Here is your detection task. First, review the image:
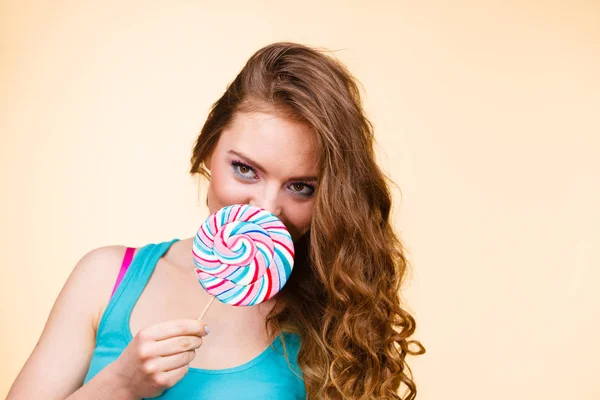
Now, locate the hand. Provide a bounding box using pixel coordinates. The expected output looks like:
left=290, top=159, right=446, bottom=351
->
left=109, top=318, right=209, bottom=399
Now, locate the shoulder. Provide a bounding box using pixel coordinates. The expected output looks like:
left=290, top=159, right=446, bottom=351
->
left=70, top=245, right=133, bottom=285
left=67, top=245, right=135, bottom=330
left=3, top=245, right=136, bottom=398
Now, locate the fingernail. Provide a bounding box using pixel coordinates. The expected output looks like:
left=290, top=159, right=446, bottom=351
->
left=205, top=325, right=210, bottom=335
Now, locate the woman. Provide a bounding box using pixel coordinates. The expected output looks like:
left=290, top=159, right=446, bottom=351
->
left=7, top=42, right=424, bottom=399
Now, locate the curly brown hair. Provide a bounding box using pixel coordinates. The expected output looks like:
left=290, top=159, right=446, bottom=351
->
left=190, top=42, right=425, bottom=399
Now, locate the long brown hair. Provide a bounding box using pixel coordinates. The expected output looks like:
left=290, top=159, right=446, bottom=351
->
left=190, top=42, right=425, bottom=399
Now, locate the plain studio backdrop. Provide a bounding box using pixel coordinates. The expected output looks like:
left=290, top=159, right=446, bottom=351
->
left=1, top=1, right=598, bottom=399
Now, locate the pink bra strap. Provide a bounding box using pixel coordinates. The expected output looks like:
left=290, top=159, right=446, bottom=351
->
left=110, top=247, right=135, bottom=299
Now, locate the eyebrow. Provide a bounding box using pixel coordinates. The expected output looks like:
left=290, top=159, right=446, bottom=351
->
left=227, top=150, right=318, bottom=182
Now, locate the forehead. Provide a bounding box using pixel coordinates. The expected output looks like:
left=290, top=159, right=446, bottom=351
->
left=218, top=111, right=320, bottom=177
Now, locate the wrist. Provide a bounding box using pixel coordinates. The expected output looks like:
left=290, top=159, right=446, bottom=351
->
left=101, top=362, right=139, bottom=400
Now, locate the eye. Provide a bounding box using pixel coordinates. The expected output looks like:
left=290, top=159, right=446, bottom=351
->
left=288, top=182, right=316, bottom=198
left=231, top=161, right=258, bottom=180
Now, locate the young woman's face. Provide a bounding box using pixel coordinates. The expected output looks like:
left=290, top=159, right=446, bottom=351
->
left=205, top=110, right=319, bottom=242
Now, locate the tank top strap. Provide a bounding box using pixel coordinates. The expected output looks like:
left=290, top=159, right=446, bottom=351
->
left=110, top=247, right=136, bottom=299
left=95, top=238, right=180, bottom=346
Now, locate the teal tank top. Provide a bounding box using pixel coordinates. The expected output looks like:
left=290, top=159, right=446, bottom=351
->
left=83, top=238, right=306, bottom=399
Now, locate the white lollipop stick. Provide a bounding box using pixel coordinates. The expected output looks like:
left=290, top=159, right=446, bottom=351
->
left=198, top=296, right=216, bottom=321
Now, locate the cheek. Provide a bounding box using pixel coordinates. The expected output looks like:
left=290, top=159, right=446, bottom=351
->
left=207, top=167, right=246, bottom=212
left=282, top=201, right=314, bottom=240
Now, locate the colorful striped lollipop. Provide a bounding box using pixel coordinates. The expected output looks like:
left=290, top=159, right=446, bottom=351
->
left=193, top=204, right=294, bottom=318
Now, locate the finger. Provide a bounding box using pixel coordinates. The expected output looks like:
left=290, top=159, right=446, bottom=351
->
left=139, top=319, right=209, bottom=341
left=154, top=350, right=196, bottom=372
left=153, top=365, right=190, bottom=389
left=154, top=335, right=203, bottom=357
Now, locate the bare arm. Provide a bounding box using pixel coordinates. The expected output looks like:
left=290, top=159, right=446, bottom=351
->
left=64, top=363, right=138, bottom=400
left=6, top=246, right=133, bottom=400
left=7, top=246, right=209, bottom=400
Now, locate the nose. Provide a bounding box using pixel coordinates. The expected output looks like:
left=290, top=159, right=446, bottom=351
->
left=249, top=190, right=282, bottom=217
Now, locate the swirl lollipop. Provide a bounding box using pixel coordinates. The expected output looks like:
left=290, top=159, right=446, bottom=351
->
left=193, top=204, right=294, bottom=319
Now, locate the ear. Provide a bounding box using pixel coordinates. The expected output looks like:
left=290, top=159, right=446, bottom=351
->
left=205, top=153, right=212, bottom=171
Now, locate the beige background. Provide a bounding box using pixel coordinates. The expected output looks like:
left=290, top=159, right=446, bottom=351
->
left=1, top=1, right=599, bottom=399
